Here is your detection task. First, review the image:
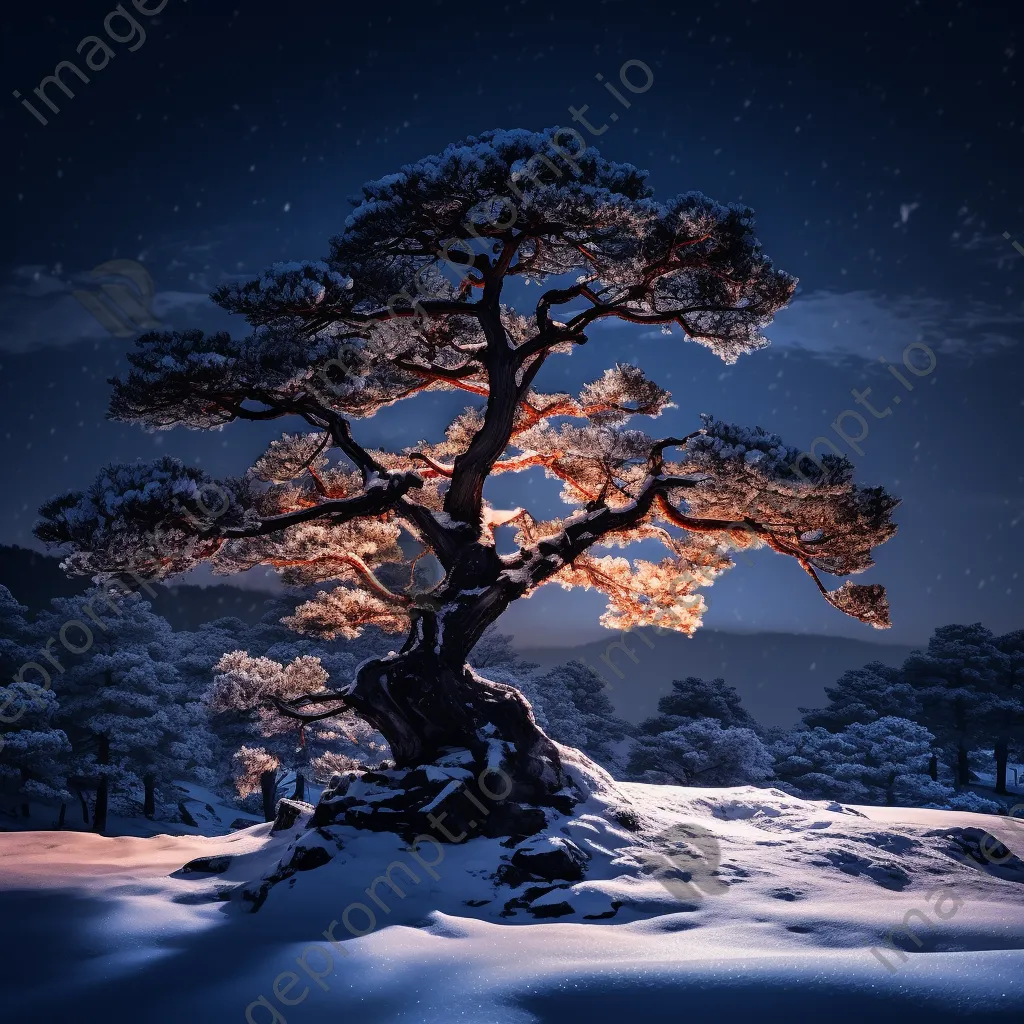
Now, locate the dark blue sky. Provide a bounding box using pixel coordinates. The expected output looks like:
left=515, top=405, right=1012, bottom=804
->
left=1, top=0, right=1022, bottom=646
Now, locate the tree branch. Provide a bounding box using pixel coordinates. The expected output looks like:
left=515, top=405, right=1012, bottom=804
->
left=216, top=473, right=422, bottom=539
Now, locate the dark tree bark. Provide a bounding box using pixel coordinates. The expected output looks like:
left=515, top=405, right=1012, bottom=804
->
left=77, top=789, right=90, bottom=824
left=956, top=741, right=970, bottom=789
left=995, top=739, right=1009, bottom=795
left=260, top=769, right=278, bottom=822
left=93, top=734, right=110, bottom=835
left=292, top=773, right=305, bottom=802
left=928, top=753, right=938, bottom=781
left=56, top=803, right=66, bottom=829
left=143, top=774, right=156, bottom=818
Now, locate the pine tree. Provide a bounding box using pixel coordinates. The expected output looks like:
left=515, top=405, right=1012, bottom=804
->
left=640, top=675, right=756, bottom=734
left=902, top=624, right=1002, bottom=788
left=207, top=650, right=381, bottom=817
left=627, top=718, right=773, bottom=787
left=0, top=586, right=70, bottom=820
left=35, top=127, right=899, bottom=809
left=37, top=590, right=213, bottom=831
left=772, top=717, right=979, bottom=808
left=990, top=629, right=1024, bottom=794
left=800, top=661, right=917, bottom=732
left=530, top=660, right=632, bottom=769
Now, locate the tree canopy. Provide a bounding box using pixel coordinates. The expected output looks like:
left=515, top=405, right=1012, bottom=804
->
left=36, top=129, right=898, bottom=659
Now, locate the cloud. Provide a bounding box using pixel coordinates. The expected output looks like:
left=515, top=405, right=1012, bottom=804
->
left=766, top=289, right=1024, bottom=364
left=0, top=263, right=231, bottom=353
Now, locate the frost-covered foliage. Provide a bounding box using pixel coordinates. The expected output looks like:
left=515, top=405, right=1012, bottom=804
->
left=528, top=661, right=632, bottom=769
left=207, top=649, right=385, bottom=801
left=640, top=675, right=757, bottom=734
left=0, top=586, right=70, bottom=811
left=902, top=624, right=1012, bottom=787
left=627, top=718, right=774, bottom=787
left=34, top=128, right=900, bottom=772
left=772, top=717, right=979, bottom=807
left=800, top=661, right=917, bottom=732
left=31, top=591, right=215, bottom=821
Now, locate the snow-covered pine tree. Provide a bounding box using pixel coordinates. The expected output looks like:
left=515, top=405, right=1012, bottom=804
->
left=529, top=661, right=632, bottom=770
left=0, top=586, right=70, bottom=820
left=772, top=716, right=994, bottom=809
left=35, top=128, right=899, bottom=819
left=626, top=675, right=768, bottom=786
left=902, top=624, right=1002, bottom=789
left=627, top=717, right=774, bottom=787
left=991, top=629, right=1024, bottom=795
left=800, top=661, right=917, bottom=732
left=36, top=590, right=213, bottom=831
left=639, top=675, right=757, bottom=734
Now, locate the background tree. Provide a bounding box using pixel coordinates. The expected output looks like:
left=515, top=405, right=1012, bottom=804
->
left=902, top=624, right=1001, bottom=788
left=772, top=716, right=999, bottom=810
left=627, top=718, right=773, bottom=787
left=528, top=660, right=632, bottom=770
left=640, top=675, right=757, bottom=734
left=0, top=586, right=70, bottom=821
left=991, top=630, right=1024, bottom=794
left=37, top=591, right=213, bottom=831
left=35, top=128, right=899, bottom=811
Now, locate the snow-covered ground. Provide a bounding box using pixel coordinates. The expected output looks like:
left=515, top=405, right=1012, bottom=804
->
left=2, top=764, right=1023, bottom=1024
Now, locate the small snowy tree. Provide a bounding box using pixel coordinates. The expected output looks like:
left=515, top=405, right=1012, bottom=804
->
left=627, top=718, right=773, bottom=787
left=36, top=127, right=899, bottom=808
left=207, top=650, right=379, bottom=815
left=530, top=660, right=632, bottom=769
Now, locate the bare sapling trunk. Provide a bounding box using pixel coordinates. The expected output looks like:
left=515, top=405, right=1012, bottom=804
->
left=92, top=734, right=110, bottom=834
left=260, top=769, right=278, bottom=822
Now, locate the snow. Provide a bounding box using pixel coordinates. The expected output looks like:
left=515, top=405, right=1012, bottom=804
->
left=1, top=776, right=1023, bottom=1023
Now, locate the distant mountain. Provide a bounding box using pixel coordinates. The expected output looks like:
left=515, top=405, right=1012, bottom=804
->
left=0, top=544, right=272, bottom=631
left=516, top=628, right=917, bottom=728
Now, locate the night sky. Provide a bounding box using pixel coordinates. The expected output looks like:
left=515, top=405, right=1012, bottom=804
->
left=1, top=0, right=1022, bottom=647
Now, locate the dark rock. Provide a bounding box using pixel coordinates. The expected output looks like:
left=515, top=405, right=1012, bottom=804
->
left=611, top=807, right=641, bottom=832
left=583, top=900, right=622, bottom=920
left=179, top=855, right=232, bottom=875
left=288, top=845, right=332, bottom=871
left=272, top=799, right=316, bottom=834
left=229, top=817, right=260, bottom=831
left=508, top=837, right=588, bottom=883
left=309, top=747, right=556, bottom=842
left=529, top=901, right=575, bottom=919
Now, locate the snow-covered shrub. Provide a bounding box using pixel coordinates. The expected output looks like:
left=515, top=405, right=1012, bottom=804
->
left=627, top=718, right=774, bottom=787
